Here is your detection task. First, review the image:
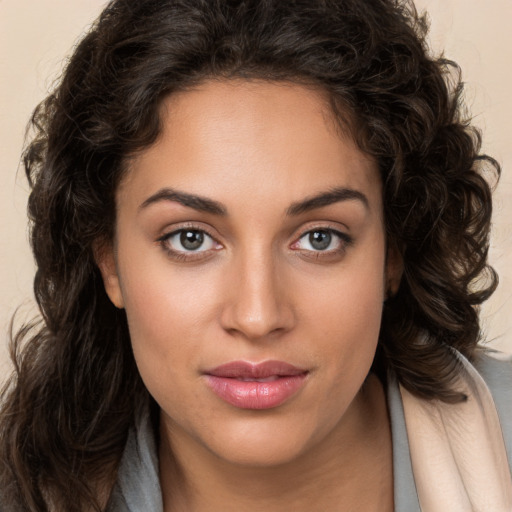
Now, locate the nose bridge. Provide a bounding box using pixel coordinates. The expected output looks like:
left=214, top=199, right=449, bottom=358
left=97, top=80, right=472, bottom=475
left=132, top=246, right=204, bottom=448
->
left=222, top=242, right=292, bottom=339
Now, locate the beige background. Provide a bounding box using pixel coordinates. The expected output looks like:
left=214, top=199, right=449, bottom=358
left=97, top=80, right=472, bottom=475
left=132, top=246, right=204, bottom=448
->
left=1, top=0, right=511, bottom=377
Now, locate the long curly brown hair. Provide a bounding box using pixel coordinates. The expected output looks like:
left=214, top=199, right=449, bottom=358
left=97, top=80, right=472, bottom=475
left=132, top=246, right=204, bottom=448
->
left=0, top=0, right=499, bottom=510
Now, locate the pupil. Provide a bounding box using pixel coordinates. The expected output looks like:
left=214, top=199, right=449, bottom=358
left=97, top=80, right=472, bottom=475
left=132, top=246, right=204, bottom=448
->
left=310, top=231, right=331, bottom=250
left=180, top=230, right=204, bottom=250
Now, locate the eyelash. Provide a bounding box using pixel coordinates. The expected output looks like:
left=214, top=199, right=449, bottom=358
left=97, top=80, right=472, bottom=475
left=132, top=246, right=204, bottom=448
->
left=156, top=225, right=353, bottom=262
left=156, top=225, right=220, bottom=262
left=291, top=227, right=353, bottom=259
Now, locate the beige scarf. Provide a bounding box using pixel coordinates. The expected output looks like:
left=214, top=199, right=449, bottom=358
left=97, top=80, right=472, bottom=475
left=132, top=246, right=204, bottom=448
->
left=400, top=352, right=512, bottom=511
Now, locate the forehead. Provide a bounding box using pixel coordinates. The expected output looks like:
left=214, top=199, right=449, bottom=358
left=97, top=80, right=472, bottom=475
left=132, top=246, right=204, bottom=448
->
left=121, top=79, right=381, bottom=213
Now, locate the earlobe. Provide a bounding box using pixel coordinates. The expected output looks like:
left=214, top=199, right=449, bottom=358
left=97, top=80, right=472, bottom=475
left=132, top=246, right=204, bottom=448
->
left=93, top=240, right=125, bottom=309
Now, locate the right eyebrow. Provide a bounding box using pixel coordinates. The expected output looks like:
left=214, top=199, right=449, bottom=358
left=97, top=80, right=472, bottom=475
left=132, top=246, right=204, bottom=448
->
left=138, top=187, right=227, bottom=216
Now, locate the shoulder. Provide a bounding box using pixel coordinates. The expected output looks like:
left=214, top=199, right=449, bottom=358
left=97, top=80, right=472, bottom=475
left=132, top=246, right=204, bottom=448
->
left=473, top=348, right=512, bottom=460
left=473, top=348, right=512, bottom=405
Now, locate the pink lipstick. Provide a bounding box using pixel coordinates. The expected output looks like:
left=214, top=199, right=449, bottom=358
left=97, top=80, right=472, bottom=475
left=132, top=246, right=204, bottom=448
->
left=204, top=360, right=308, bottom=409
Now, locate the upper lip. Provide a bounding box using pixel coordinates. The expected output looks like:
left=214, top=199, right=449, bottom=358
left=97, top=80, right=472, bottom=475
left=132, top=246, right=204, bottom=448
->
left=204, top=360, right=308, bottom=379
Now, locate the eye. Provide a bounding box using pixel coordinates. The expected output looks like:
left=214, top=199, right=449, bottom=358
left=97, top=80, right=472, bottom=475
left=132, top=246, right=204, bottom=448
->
left=159, top=228, right=218, bottom=254
left=292, top=228, right=352, bottom=253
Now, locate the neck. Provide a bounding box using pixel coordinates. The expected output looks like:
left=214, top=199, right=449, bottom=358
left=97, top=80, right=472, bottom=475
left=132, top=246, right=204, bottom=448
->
left=159, top=374, right=393, bottom=512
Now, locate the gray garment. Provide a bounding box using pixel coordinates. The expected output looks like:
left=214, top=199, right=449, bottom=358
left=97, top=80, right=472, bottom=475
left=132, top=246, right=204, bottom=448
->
left=108, top=409, right=163, bottom=512
left=109, top=350, right=512, bottom=512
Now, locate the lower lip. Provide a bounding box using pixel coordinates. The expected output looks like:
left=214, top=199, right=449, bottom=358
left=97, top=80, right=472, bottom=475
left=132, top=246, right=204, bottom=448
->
left=204, top=374, right=307, bottom=410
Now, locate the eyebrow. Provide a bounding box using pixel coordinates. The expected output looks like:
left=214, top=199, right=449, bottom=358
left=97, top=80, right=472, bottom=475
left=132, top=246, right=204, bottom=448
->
left=139, top=188, right=227, bottom=215
left=139, top=185, right=369, bottom=217
left=286, top=187, right=369, bottom=216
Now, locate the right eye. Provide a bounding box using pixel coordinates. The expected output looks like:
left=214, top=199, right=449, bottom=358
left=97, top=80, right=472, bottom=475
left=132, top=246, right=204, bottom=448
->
left=158, top=228, right=221, bottom=259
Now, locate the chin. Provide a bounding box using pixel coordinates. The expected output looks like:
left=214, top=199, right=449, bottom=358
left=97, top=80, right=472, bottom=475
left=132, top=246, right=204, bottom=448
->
left=197, top=412, right=332, bottom=468
left=212, top=434, right=311, bottom=468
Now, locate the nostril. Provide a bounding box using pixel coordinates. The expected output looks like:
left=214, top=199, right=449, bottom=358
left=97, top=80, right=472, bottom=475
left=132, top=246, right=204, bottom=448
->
left=220, top=301, right=295, bottom=340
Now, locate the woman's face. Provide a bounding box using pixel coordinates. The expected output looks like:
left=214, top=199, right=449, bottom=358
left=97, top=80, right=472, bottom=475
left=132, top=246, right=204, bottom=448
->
left=99, top=80, right=398, bottom=467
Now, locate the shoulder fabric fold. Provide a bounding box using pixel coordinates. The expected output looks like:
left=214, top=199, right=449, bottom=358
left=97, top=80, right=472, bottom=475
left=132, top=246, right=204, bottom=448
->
left=400, top=352, right=512, bottom=512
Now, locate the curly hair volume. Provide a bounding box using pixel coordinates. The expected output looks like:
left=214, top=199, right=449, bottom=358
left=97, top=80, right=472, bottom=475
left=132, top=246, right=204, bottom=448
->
left=0, top=0, right=499, bottom=510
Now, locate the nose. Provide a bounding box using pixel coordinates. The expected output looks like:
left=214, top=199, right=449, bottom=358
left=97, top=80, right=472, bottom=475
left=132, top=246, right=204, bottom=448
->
left=220, top=248, right=295, bottom=341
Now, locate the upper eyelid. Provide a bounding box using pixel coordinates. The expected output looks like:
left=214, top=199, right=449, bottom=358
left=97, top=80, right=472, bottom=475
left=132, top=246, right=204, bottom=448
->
left=294, top=223, right=352, bottom=241
left=157, top=223, right=219, bottom=242
left=298, top=226, right=349, bottom=238
left=293, top=218, right=350, bottom=233
left=296, top=228, right=352, bottom=243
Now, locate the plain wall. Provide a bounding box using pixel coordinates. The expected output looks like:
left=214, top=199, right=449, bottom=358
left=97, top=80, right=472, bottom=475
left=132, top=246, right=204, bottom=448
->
left=1, top=0, right=511, bottom=377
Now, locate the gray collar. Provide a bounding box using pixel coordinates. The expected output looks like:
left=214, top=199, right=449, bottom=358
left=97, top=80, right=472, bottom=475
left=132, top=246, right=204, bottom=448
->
left=108, top=377, right=421, bottom=512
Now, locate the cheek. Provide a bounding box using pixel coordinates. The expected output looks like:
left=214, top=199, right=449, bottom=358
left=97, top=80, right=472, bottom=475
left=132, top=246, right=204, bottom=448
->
left=116, top=257, right=215, bottom=384
left=300, top=244, right=386, bottom=382
left=307, top=275, right=383, bottom=365
left=118, top=262, right=231, bottom=430
left=303, top=236, right=385, bottom=331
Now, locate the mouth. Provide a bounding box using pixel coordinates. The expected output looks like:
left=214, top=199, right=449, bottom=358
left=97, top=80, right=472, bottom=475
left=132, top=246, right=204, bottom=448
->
left=203, top=360, right=309, bottom=410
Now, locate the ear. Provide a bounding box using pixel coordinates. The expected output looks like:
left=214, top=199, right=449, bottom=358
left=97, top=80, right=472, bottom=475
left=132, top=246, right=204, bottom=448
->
left=385, top=241, right=404, bottom=299
left=93, top=240, right=125, bottom=309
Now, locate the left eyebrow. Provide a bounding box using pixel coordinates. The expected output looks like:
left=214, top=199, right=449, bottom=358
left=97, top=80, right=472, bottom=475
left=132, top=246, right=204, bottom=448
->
left=286, top=187, right=369, bottom=216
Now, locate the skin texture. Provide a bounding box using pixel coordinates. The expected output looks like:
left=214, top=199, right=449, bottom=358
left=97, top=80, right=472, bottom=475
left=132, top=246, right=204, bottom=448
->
left=98, top=80, right=398, bottom=511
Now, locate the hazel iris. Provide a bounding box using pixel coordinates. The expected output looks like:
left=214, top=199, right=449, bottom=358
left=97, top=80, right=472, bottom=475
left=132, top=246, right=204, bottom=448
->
left=310, top=230, right=331, bottom=250
left=180, top=230, right=204, bottom=251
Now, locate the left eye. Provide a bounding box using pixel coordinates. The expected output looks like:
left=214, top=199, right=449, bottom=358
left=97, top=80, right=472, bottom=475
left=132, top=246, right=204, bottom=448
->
left=162, top=229, right=217, bottom=253
left=294, top=229, right=349, bottom=252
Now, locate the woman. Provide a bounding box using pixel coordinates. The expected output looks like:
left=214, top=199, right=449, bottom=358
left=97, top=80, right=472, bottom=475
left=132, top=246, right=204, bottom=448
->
left=1, top=0, right=511, bottom=510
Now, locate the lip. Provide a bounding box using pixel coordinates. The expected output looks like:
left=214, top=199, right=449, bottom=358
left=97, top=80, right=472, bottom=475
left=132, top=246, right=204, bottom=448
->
left=203, top=360, right=308, bottom=410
